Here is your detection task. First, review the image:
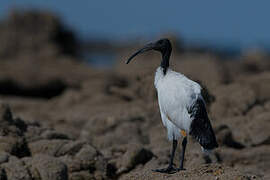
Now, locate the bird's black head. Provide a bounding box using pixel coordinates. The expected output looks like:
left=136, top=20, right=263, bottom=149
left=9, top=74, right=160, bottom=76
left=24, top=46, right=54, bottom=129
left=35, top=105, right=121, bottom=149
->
left=126, top=39, right=172, bottom=75
left=152, top=39, right=172, bottom=54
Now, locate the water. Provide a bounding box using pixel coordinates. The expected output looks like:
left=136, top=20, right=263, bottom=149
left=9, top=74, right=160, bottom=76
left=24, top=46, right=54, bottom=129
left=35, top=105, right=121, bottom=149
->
left=82, top=51, right=116, bottom=68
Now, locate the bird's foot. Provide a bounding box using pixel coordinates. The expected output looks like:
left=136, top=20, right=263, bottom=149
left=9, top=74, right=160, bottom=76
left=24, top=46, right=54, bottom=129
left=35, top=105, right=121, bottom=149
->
left=152, top=166, right=185, bottom=174
left=178, top=167, right=186, bottom=171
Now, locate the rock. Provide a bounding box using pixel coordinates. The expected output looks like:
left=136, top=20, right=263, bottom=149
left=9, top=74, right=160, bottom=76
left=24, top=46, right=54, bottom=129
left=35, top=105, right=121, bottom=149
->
left=218, top=146, right=270, bottom=177
left=69, top=171, right=94, bottom=180
left=92, top=122, right=144, bottom=149
left=0, top=104, right=26, bottom=136
left=74, top=144, right=99, bottom=171
left=211, top=83, right=257, bottom=118
left=216, top=111, right=270, bottom=147
left=80, top=106, right=148, bottom=149
left=246, top=112, right=270, bottom=146
left=174, top=56, right=228, bottom=89
left=240, top=49, right=270, bottom=73
left=25, top=154, right=68, bottom=180
left=120, top=163, right=257, bottom=180
left=2, top=156, right=31, bottom=180
left=0, top=152, right=9, bottom=164
left=40, top=129, right=70, bottom=140
left=116, top=144, right=153, bottom=174
left=0, top=136, right=29, bottom=157
left=238, top=72, right=270, bottom=102
left=60, top=144, right=102, bottom=172
left=0, top=10, right=78, bottom=58
left=0, top=103, right=111, bottom=179
left=216, top=125, right=245, bottom=149
left=0, top=105, right=30, bottom=157
left=28, top=139, right=69, bottom=156
left=58, top=142, right=110, bottom=179
left=0, top=168, right=6, bottom=180
left=56, top=141, right=85, bottom=157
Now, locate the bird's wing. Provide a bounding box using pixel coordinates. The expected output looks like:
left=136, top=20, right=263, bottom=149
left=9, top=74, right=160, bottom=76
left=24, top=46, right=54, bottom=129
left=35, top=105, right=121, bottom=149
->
left=188, top=95, right=218, bottom=150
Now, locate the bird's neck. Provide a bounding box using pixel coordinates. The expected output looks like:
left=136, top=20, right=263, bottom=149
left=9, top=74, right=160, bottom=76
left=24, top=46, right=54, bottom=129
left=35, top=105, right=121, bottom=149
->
left=154, top=67, right=166, bottom=89
left=160, top=49, right=171, bottom=75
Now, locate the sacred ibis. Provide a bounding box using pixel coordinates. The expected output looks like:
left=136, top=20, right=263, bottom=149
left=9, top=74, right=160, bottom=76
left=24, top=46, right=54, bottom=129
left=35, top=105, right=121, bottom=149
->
left=126, top=39, right=218, bottom=174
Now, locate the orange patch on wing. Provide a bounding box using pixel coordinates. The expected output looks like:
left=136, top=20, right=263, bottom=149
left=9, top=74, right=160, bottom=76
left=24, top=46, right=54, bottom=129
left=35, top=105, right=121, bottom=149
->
left=181, top=130, right=187, bottom=137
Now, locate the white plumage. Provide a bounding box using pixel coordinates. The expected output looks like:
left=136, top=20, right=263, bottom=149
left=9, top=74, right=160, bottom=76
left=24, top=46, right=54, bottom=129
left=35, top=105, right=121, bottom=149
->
left=154, top=67, right=202, bottom=141
left=126, top=38, right=218, bottom=173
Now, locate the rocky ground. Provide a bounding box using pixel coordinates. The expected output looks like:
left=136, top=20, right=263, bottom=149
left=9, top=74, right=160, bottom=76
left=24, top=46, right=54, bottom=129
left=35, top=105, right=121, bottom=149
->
left=0, top=10, right=269, bottom=179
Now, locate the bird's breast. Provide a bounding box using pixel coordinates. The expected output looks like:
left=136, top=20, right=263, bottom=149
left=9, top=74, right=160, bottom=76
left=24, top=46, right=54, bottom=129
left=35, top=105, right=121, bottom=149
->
left=154, top=67, right=201, bottom=131
left=157, top=85, right=192, bottom=131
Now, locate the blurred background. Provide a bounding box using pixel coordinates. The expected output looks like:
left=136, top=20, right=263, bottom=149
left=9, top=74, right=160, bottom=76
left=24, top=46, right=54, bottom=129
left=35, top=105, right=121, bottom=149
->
left=0, top=1, right=269, bottom=180
left=1, top=0, right=270, bottom=67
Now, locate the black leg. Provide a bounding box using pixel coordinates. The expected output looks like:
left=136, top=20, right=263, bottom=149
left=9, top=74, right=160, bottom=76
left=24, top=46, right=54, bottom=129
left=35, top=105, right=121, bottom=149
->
left=203, top=155, right=212, bottom=164
left=169, top=139, right=177, bottom=168
left=179, top=136, right=187, bottom=170
left=152, top=139, right=179, bottom=174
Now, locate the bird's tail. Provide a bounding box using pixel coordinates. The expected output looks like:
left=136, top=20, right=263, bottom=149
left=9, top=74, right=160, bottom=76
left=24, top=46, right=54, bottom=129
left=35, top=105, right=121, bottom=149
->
left=188, top=99, right=218, bottom=151
left=190, top=117, right=218, bottom=151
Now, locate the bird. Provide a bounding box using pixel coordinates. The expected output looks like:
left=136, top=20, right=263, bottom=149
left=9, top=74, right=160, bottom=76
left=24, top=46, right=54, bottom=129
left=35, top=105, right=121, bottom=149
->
left=126, top=38, right=218, bottom=174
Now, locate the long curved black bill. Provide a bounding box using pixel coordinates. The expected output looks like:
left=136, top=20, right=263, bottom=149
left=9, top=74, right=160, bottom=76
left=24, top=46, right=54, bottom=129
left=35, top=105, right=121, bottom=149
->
left=126, top=43, right=155, bottom=64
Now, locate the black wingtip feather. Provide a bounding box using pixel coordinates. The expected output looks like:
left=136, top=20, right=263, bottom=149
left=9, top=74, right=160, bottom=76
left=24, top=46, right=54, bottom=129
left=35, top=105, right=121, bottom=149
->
left=189, top=98, right=218, bottom=150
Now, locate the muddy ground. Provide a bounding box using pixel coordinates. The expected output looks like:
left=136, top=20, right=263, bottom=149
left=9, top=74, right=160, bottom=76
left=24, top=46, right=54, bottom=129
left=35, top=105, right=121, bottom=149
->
left=0, top=11, right=269, bottom=179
